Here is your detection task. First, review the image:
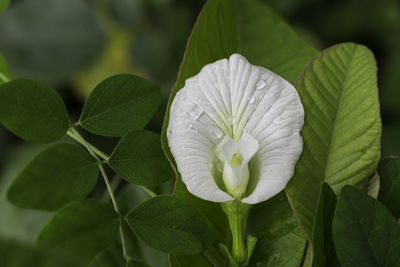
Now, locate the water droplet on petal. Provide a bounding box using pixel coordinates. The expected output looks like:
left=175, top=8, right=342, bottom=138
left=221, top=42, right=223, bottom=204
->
left=207, top=125, right=223, bottom=139
left=189, top=123, right=194, bottom=129
left=249, top=95, right=256, bottom=104
left=167, top=128, right=173, bottom=136
left=189, top=106, right=203, bottom=120
left=256, top=80, right=266, bottom=90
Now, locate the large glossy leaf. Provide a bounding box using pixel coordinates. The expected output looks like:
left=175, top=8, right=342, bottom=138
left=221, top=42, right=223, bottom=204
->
left=332, top=186, right=400, bottom=267
left=247, top=192, right=308, bottom=267
left=126, top=196, right=213, bottom=255
left=378, top=157, right=400, bottom=218
left=0, top=54, right=10, bottom=84
left=0, top=0, right=105, bottom=84
left=0, top=237, right=87, bottom=267
left=38, top=199, right=119, bottom=259
left=7, top=144, right=98, bottom=210
left=286, top=43, right=382, bottom=241
left=312, top=183, right=338, bottom=267
left=80, top=74, right=161, bottom=137
left=0, top=79, right=70, bottom=143
left=161, top=0, right=317, bottom=264
left=109, top=130, right=173, bottom=187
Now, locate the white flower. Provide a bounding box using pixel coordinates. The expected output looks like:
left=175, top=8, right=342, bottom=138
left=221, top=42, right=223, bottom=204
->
left=167, top=54, right=304, bottom=204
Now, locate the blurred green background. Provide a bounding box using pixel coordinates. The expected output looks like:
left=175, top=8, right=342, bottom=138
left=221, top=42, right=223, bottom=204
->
left=0, top=0, right=399, bottom=264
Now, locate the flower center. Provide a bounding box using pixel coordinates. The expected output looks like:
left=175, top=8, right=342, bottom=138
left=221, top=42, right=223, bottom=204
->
left=231, top=151, right=244, bottom=168
left=216, top=133, right=259, bottom=199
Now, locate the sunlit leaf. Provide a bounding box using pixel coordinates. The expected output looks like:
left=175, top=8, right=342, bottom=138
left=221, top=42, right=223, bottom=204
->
left=80, top=74, right=161, bottom=137
left=286, top=43, right=381, bottom=242
left=333, top=186, right=400, bottom=267
left=38, top=199, right=119, bottom=259
left=7, top=144, right=98, bottom=210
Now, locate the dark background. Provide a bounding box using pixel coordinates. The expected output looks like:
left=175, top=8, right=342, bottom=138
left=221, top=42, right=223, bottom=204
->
left=0, top=0, right=399, bottom=256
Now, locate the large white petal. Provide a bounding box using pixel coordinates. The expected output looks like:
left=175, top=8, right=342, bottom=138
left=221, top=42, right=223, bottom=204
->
left=167, top=54, right=304, bottom=203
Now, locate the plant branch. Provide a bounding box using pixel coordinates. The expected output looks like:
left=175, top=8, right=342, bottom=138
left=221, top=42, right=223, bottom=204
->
left=139, top=185, right=157, bottom=198
left=66, top=126, right=131, bottom=263
left=67, top=128, right=109, bottom=161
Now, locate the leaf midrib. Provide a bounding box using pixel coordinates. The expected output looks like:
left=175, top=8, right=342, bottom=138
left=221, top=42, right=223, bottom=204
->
left=320, top=45, right=358, bottom=183
left=80, top=88, right=157, bottom=124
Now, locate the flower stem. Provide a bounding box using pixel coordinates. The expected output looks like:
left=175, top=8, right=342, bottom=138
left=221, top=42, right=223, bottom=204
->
left=220, top=200, right=251, bottom=264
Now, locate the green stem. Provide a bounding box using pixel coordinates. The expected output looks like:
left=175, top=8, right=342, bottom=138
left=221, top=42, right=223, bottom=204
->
left=98, top=162, right=119, bottom=213
left=120, top=224, right=130, bottom=262
left=67, top=126, right=130, bottom=262
left=221, top=200, right=251, bottom=264
left=139, top=185, right=157, bottom=198
left=67, top=128, right=109, bottom=161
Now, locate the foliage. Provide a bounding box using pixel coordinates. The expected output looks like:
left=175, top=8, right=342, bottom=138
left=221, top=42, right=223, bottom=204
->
left=0, top=0, right=399, bottom=266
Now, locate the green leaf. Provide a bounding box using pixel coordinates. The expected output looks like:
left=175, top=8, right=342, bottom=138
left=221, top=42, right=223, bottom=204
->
left=312, top=183, right=338, bottom=267
left=0, top=79, right=70, bottom=143
left=366, top=172, right=380, bottom=199
left=7, top=143, right=98, bottom=211
left=332, top=186, right=400, bottom=267
left=161, top=0, right=317, bottom=263
left=0, top=236, right=87, bottom=267
left=286, top=43, right=382, bottom=241
left=0, top=54, right=11, bottom=85
left=127, top=259, right=151, bottom=267
left=126, top=196, right=213, bottom=255
left=247, top=192, right=308, bottom=267
left=117, top=184, right=169, bottom=267
left=0, top=0, right=9, bottom=14
left=378, top=157, right=400, bottom=218
left=109, top=130, right=173, bottom=187
left=170, top=255, right=212, bottom=267
left=38, top=199, right=119, bottom=259
left=80, top=74, right=161, bottom=137
left=0, top=144, right=52, bottom=243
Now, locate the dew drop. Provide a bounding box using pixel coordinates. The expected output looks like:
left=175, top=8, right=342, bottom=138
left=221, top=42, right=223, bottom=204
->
left=207, top=125, right=223, bottom=139
left=189, top=106, right=203, bottom=120
left=256, top=80, right=266, bottom=90
left=167, top=128, right=173, bottom=136
left=249, top=95, right=256, bottom=104
left=189, top=123, right=194, bottom=129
